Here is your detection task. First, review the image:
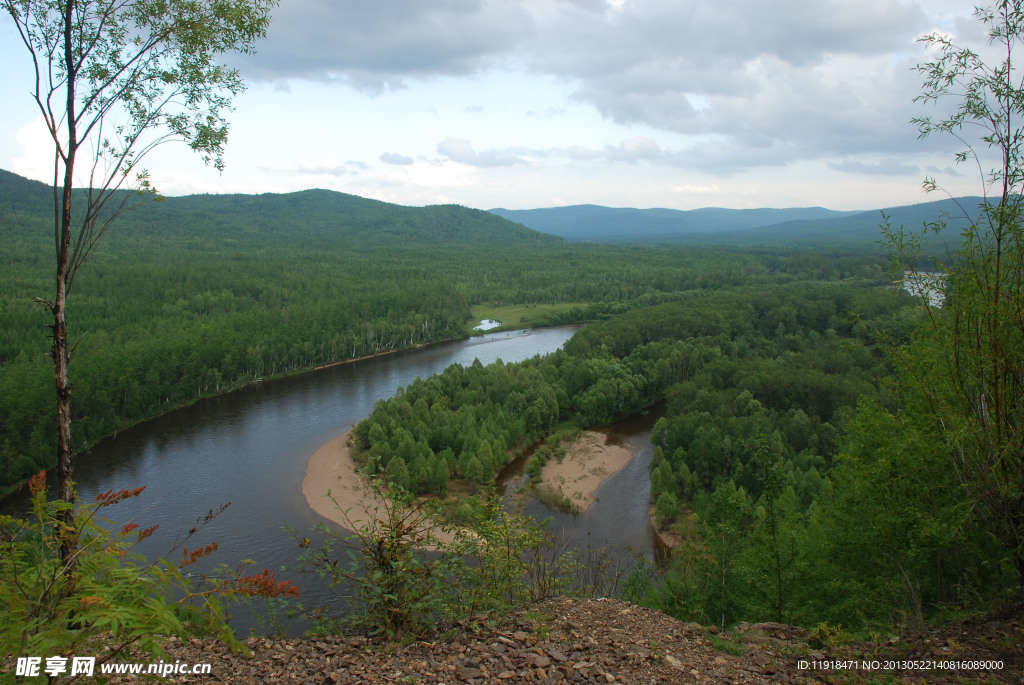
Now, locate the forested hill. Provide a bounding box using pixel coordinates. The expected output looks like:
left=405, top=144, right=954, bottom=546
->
left=0, top=168, right=54, bottom=217
left=0, top=168, right=559, bottom=248
left=490, top=197, right=986, bottom=247
left=2, top=168, right=983, bottom=249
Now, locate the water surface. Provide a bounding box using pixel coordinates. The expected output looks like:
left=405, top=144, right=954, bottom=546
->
left=3, top=325, right=660, bottom=631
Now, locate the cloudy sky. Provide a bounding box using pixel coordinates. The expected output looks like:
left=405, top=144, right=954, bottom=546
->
left=0, top=0, right=1001, bottom=211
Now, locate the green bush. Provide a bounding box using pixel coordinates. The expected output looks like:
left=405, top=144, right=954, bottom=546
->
left=294, top=481, right=466, bottom=638
left=293, top=481, right=579, bottom=638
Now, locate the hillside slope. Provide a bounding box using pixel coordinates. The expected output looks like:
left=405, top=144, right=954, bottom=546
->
left=0, top=168, right=559, bottom=248
left=91, top=597, right=1021, bottom=684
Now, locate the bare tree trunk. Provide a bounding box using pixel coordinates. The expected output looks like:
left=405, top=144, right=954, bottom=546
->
left=53, top=287, right=72, bottom=504
left=7, top=0, right=273, bottom=560
left=55, top=0, right=78, bottom=560
left=54, top=199, right=73, bottom=503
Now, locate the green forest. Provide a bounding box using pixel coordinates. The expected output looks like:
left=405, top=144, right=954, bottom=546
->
left=351, top=277, right=1018, bottom=630
left=351, top=284, right=899, bottom=498
left=6, top=0, right=1024, bottom=677
left=2, top=161, right=1021, bottom=636
left=1, top=168, right=806, bottom=490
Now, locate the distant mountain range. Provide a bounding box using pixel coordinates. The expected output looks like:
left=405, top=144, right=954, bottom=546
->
left=1, top=167, right=986, bottom=250
left=490, top=198, right=987, bottom=248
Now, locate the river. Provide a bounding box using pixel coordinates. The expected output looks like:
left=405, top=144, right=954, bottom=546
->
left=2, top=325, right=659, bottom=633
left=499, top=408, right=664, bottom=566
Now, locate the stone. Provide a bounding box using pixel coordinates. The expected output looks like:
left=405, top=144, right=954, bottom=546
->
left=530, top=653, right=552, bottom=668
left=547, top=647, right=568, bottom=662
left=459, top=666, right=484, bottom=680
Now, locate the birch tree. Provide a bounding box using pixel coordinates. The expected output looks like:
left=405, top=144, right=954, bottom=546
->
left=3, top=0, right=276, bottom=552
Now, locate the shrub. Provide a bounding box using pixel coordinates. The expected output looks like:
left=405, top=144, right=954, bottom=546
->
left=293, top=480, right=579, bottom=637
left=293, top=481, right=462, bottom=638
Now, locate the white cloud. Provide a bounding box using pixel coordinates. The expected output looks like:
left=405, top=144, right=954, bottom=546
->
left=231, top=0, right=946, bottom=174
left=0, top=0, right=991, bottom=210
left=671, top=183, right=721, bottom=195
left=239, top=0, right=534, bottom=92
left=380, top=152, right=415, bottom=166
left=436, top=138, right=532, bottom=167
left=827, top=158, right=921, bottom=176
left=12, top=117, right=54, bottom=183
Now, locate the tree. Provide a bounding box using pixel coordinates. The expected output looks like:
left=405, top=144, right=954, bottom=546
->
left=696, top=480, right=751, bottom=628
left=2, top=0, right=276, bottom=540
left=463, top=456, right=485, bottom=488
left=751, top=435, right=789, bottom=623
left=887, top=0, right=1024, bottom=596
left=386, top=456, right=410, bottom=493
left=653, top=490, right=678, bottom=529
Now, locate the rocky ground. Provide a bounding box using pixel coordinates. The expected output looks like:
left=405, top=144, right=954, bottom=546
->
left=105, top=597, right=1019, bottom=684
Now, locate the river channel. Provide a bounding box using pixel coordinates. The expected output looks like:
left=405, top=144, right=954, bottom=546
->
left=3, top=325, right=660, bottom=633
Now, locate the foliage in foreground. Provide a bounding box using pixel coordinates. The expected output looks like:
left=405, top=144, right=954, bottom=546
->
left=290, top=479, right=635, bottom=639
left=890, top=0, right=1024, bottom=596
left=3, top=0, right=278, bottom=516
left=0, top=473, right=297, bottom=668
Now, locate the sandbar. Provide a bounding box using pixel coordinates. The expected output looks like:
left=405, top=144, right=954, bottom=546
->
left=304, top=428, right=638, bottom=533
left=538, top=431, right=636, bottom=513
left=302, top=429, right=389, bottom=528
left=302, top=429, right=457, bottom=545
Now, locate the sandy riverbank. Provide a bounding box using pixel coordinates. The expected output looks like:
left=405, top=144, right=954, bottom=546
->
left=304, top=427, right=640, bottom=531
left=302, top=430, right=460, bottom=545
left=537, top=430, right=636, bottom=513
left=302, top=429, right=390, bottom=527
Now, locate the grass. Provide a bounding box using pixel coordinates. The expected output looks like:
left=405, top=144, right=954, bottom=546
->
left=468, top=302, right=588, bottom=332
left=707, top=631, right=749, bottom=657
left=532, top=484, right=581, bottom=515
left=521, top=610, right=554, bottom=640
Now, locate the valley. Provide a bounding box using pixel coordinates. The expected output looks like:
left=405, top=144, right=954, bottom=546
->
left=1, top=167, right=1019, bottom=664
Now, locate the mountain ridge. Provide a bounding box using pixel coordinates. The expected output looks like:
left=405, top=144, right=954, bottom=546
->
left=2, top=168, right=987, bottom=249
left=0, top=168, right=559, bottom=249
left=490, top=197, right=988, bottom=247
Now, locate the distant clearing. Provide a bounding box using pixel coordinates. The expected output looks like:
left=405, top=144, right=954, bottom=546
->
left=469, top=303, right=586, bottom=331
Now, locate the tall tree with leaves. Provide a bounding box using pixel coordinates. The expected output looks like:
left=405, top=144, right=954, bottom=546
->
left=3, top=0, right=276, bottom=544
left=887, top=0, right=1024, bottom=595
